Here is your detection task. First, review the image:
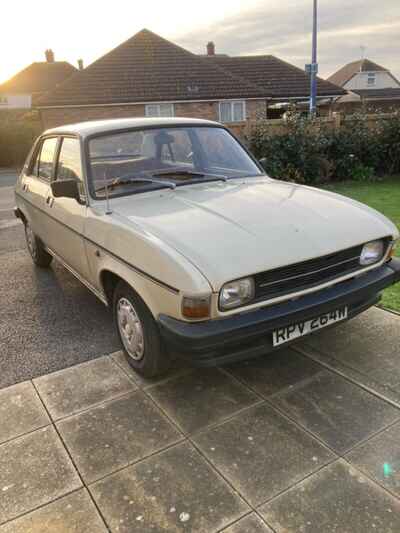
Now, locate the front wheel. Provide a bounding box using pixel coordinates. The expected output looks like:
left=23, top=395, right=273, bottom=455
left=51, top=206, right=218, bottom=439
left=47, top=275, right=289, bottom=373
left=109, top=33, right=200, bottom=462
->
left=113, top=281, right=171, bottom=378
left=24, top=222, right=52, bottom=267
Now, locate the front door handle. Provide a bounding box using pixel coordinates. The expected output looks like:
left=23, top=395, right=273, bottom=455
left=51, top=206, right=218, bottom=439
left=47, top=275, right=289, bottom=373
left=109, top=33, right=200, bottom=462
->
left=46, top=196, right=54, bottom=207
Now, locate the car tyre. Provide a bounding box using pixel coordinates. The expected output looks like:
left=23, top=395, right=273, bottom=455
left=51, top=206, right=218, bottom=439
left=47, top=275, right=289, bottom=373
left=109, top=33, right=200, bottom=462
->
left=113, top=280, right=171, bottom=378
left=24, top=222, right=53, bottom=267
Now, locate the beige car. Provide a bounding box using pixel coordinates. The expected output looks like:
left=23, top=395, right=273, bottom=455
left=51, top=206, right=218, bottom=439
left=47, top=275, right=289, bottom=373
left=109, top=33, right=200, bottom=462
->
left=15, top=118, right=400, bottom=377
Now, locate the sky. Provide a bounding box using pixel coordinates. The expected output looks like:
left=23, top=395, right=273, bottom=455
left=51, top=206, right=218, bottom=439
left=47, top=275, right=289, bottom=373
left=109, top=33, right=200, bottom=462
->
left=1, top=0, right=399, bottom=84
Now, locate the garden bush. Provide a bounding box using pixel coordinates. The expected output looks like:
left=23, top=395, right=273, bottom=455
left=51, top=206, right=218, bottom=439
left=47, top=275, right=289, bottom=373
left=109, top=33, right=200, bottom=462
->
left=247, top=108, right=400, bottom=183
left=0, top=110, right=42, bottom=168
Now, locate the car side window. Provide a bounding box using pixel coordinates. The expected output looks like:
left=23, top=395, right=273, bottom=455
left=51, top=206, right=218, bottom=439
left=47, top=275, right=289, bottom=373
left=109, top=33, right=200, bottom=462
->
left=38, top=138, right=58, bottom=181
left=57, top=138, right=82, bottom=181
left=56, top=137, right=85, bottom=196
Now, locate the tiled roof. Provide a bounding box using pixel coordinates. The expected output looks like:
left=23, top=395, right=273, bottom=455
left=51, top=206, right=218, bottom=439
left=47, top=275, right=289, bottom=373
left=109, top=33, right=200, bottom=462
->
left=38, top=30, right=266, bottom=106
left=327, top=59, right=388, bottom=87
left=206, top=55, right=346, bottom=98
left=38, top=29, right=344, bottom=107
left=0, top=62, right=77, bottom=94
left=351, top=88, right=400, bottom=100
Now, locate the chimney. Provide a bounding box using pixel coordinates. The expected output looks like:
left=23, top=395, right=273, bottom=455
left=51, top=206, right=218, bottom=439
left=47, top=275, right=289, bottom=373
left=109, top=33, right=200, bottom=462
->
left=45, top=49, right=55, bottom=63
left=206, top=41, right=215, bottom=56
left=77, top=59, right=84, bottom=70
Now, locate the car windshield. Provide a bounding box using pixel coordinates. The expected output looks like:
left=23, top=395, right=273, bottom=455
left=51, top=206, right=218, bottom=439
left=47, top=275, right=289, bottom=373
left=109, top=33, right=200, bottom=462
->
left=88, top=126, right=263, bottom=198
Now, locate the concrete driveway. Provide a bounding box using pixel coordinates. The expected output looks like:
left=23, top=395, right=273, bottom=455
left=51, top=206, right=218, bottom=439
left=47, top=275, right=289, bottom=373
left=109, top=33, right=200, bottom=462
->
left=1, top=169, right=400, bottom=532
left=1, top=308, right=400, bottom=532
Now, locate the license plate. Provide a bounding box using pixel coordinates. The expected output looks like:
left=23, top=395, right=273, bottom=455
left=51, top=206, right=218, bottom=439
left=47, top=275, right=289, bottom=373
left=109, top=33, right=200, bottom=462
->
left=272, top=307, right=348, bottom=347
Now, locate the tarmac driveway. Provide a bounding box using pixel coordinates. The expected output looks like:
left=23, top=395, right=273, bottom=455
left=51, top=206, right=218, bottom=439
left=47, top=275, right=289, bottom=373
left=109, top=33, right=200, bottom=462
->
left=1, top=308, right=400, bottom=532
left=0, top=171, right=120, bottom=388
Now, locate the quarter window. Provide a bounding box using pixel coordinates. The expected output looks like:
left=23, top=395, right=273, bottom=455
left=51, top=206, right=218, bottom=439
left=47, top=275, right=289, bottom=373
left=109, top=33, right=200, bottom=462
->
left=38, top=138, right=58, bottom=180
left=145, top=103, right=174, bottom=117
left=219, top=101, right=246, bottom=123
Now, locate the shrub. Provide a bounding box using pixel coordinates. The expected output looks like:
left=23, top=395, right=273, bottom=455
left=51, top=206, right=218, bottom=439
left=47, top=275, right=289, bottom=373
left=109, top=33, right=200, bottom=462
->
left=247, top=108, right=400, bottom=183
left=0, top=110, right=42, bottom=168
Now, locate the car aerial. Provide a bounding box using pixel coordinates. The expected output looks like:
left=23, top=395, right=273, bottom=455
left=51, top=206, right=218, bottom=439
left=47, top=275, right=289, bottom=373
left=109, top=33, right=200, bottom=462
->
left=14, top=117, right=400, bottom=377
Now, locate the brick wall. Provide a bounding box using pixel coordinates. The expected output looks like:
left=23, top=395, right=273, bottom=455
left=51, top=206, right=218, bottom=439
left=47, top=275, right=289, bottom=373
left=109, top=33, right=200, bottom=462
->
left=39, top=99, right=268, bottom=132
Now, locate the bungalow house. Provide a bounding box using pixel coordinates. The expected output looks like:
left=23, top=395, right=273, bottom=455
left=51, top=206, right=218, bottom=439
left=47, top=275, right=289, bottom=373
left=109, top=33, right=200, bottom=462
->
left=0, top=50, right=77, bottom=110
left=37, top=29, right=345, bottom=129
left=328, top=59, right=400, bottom=112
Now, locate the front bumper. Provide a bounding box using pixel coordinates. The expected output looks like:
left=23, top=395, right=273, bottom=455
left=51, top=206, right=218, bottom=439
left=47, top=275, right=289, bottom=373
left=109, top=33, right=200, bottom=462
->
left=158, top=258, right=400, bottom=366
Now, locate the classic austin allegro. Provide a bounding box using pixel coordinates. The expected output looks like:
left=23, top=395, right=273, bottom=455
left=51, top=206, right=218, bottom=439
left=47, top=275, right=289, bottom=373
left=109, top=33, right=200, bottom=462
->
left=14, top=118, right=400, bottom=377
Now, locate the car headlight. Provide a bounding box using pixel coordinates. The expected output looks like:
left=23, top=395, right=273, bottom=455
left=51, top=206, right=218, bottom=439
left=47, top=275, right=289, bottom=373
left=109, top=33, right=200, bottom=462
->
left=360, top=240, right=385, bottom=266
left=219, top=277, right=255, bottom=310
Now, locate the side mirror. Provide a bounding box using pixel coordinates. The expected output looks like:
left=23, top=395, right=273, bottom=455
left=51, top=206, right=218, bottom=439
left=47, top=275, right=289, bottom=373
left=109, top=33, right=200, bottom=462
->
left=259, top=157, right=267, bottom=169
left=51, top=179, right=80, bottom=201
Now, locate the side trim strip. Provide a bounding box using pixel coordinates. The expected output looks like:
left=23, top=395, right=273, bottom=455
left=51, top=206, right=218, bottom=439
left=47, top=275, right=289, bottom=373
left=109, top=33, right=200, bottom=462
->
left=16, top=191, right=180, bottom=294
left=46, top=246, right=109, bottom=305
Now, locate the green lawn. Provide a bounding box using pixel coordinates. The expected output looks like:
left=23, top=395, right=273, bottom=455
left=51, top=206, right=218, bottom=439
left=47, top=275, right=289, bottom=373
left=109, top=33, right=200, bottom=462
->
left=321, top=177, right=400, bottom=313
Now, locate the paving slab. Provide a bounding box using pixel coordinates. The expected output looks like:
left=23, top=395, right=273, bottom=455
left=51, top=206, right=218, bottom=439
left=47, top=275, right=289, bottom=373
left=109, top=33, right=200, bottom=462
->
left=346, top=420, right=400, bottom=497
left=57, top=391, right=182, bottom=483
left=0, top=489, right=107, bottom=533
left=193, top=403, right=335, bottom=506
left=34, top=356, right=136, bottom=420
left=148, top=368, right=259, bottom=434
left=299, top=307, right=400, bottom=378
left=222, top=513, right=273, bottom=532
left=90, top=441, right=248, bottom=533
left=272, top=369, right=400, bottom=454
left=226, top=348, right=323, bottom=398
left=111, top=350, right=191, bottom=388
left=260, top=460, right=400, bottom=533
left=0, top=381, right=49, bottom=444
left=0, top=426, right=81, bottom=525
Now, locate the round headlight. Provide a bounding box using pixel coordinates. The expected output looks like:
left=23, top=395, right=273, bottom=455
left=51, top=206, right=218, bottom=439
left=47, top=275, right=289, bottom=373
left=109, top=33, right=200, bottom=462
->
left=219, top=277, right=255, bottom=310
left=360, top=240, right=384, bottom=266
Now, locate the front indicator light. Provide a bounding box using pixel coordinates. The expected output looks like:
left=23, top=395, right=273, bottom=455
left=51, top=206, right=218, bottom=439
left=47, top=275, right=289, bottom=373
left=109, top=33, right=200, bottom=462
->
left=219, top=277, right=255, bottom=310
left=360, top=240, right=385, bottom=266
left=389, top=240, right=398, bottom=259
left=182, top=295, right=211, bottom=319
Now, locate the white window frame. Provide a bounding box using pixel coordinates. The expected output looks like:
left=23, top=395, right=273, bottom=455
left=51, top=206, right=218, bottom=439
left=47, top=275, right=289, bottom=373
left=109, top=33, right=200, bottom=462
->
left=145, top=103, right=175, bottom=117
left=367, top=73, right=376, bottom=87
left=218, top=100, right=246, bottom=123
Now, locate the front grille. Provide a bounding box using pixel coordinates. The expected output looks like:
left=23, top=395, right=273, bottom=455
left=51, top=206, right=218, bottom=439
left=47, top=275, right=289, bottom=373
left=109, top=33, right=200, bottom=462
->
left=254, top=240, right=389, bottom=302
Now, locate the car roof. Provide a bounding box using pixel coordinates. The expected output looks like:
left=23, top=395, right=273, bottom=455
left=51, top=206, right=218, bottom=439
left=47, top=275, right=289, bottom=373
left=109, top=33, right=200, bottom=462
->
left=44, top=117, right=222, bottom=138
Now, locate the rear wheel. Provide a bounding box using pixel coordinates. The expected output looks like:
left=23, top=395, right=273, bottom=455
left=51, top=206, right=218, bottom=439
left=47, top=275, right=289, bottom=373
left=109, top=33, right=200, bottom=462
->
left=24, top=222, right=52, bottom=268
left=113, top=281, right=170, bottom=378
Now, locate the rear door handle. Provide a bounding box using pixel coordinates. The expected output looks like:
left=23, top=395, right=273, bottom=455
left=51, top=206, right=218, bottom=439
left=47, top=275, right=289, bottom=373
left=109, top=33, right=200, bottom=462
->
left=46, top=196, right=54, bottom=207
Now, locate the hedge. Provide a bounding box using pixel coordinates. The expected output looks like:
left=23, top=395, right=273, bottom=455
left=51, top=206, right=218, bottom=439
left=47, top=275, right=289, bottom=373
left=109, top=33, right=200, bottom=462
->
left=0, top=110, right=42, bottom=168
left=247, top=109, right=400, bottom=183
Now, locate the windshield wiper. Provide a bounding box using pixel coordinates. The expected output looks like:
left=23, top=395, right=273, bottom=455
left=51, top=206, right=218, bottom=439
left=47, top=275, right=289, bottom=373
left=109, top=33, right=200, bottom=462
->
left=95, top=176, right=176, bottom=195
left=153, top=169, right=229, bottom=183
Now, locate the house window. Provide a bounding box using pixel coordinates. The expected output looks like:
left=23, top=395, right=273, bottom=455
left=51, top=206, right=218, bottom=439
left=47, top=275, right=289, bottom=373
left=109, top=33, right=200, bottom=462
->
left=367, top=73, right=376, bottom=86
left=145, top=103, right=174, bottom=117
left=219, top=101, right=246, bottom=123
left=0, top=95, right=8, bottom=105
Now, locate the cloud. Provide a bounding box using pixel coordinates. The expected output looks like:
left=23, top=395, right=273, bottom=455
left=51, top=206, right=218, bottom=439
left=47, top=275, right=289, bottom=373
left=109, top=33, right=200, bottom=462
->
left=175, top=0, right=400, bottom=79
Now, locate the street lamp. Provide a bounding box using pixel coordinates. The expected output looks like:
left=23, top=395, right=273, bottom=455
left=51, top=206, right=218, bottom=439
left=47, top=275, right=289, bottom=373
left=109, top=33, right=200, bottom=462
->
left=307, top=0, right=318, bottom=116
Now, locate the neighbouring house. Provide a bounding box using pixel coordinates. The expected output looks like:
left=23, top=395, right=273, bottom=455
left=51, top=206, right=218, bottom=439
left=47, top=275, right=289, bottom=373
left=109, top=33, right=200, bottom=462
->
left=328, top=59, right=400, bottom=112
left=36, top=29, right=345, bottom=130
left=0, top=50, right=77, bottom=110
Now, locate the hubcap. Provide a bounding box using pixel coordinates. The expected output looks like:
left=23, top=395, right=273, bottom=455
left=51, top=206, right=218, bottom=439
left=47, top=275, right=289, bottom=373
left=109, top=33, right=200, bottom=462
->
left=25, top=224, right=36, bottom=258
left=117, top=298, right=145, bottom=361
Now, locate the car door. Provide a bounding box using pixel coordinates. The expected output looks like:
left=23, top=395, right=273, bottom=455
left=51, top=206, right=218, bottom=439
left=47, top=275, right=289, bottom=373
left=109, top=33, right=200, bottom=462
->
left=43, top=135, right=91, bottom=281
left=18, top=137, right=58, bottom=242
